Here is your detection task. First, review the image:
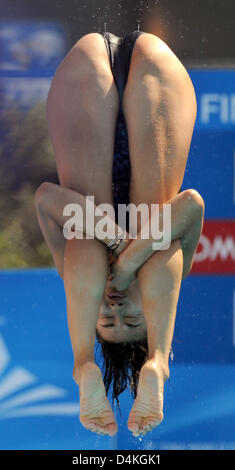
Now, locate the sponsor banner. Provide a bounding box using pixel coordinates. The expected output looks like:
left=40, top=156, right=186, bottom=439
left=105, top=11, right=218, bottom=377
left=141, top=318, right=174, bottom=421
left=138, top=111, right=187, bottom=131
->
left=189, top=70, right=235, bottom=131
left=191, top=220, right=235, bottom=273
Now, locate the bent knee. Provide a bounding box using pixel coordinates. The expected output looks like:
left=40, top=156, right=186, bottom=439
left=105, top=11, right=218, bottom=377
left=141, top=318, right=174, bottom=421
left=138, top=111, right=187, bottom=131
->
left=131, top=33, right=197, bottom=105
left=47, top=33, right=112, bottom=112
left=35, top=182, right=55, bottom=208
left=132, top=33, right=187, bottom=77
left=183, top=189, right=205, bottom=214
left=49, top=33, right=109, bottom=86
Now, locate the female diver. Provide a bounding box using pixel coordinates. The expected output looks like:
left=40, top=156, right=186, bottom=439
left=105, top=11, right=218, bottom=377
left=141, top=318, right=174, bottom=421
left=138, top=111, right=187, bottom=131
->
left=35, top=31, right=204, bottom=437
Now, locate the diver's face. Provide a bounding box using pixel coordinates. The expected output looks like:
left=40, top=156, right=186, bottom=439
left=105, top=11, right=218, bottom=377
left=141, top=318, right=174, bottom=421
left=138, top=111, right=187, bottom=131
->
left=96, top=277, right=147, bottom=343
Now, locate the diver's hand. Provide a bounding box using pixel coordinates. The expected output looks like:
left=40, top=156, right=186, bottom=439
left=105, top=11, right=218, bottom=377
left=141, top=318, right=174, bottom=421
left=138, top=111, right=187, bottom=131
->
left=108, top=237, right=131, bottom=261
left=108, top=256, right=136, bottom=291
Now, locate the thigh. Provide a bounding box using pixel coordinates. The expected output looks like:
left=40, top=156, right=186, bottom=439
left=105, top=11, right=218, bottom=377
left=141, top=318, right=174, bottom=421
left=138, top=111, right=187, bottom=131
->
left=122, top=33, right=197, bottom=207
left=46, top=33, right=119, bottom=206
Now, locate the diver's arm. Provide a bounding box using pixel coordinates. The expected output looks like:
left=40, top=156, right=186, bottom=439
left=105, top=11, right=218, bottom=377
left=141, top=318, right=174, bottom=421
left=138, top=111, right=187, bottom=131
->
left=109, top=189, right=204, bottom=289
left=35, top=181, right=129, bottom=279
left=177, top=205, right=204, bottom=279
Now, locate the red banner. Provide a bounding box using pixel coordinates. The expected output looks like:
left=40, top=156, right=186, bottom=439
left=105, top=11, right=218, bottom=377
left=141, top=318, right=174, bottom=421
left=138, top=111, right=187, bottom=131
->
left=191, top=220, right=235, bottom=274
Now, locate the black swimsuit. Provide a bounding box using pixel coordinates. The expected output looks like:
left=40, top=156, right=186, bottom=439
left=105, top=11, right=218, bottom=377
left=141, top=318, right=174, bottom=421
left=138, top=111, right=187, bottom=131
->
left=98, top=31, right=145, bottom=230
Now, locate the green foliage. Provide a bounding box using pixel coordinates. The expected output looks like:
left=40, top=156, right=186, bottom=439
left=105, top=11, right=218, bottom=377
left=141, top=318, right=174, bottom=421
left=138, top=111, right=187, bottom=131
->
left=0, top=101, right=59, bottom=268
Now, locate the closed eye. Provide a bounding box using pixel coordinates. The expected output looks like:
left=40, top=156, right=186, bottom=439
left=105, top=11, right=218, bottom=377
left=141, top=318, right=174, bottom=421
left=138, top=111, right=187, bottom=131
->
left=101, top=324, right=142, bottom=328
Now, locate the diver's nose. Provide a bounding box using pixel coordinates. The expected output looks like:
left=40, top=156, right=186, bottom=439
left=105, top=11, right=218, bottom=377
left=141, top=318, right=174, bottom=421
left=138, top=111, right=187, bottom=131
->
left=109, top=299, right=126, bottom=308
left=106, top=293, right=127, bottom=307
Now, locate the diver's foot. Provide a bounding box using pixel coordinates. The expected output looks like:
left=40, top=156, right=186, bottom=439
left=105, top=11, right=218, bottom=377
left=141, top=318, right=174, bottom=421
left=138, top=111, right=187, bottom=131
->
left=74, top=361, right=118, bottom=436
left=127, top=359, right=169, bottom=437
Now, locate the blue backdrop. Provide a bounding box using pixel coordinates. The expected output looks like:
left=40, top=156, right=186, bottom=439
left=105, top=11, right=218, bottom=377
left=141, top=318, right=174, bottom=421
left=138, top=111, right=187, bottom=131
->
left=0, top=268, right=235, bottom=450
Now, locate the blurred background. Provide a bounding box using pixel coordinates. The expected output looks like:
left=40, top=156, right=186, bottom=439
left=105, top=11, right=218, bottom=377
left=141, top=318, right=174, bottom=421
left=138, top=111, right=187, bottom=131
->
left=0, top=0, right=235, bottom=451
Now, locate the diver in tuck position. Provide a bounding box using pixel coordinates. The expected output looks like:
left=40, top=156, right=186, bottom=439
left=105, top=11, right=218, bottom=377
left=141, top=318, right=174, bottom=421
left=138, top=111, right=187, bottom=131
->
left=35, top=30, right=204, bottom=437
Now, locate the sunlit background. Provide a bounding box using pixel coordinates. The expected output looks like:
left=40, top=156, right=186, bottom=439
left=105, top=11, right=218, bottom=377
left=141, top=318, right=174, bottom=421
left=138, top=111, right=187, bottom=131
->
left=0, top=0, right=234, bottom=450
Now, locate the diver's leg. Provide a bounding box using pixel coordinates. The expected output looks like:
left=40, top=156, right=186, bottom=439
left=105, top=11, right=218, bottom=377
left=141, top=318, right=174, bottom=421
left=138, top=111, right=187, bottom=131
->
left=64, top=237, right=117, bottom=436
left=47, top=32, right=119, bottom=201
left=123, top=32, right=197, bottom=206
left=122, top=33, right=197, bottom=435
left=36, top=32, right=120, bottom=276
left=128, top=240, right=183, bottom=436
left=40, top=32, right=120, bottom=435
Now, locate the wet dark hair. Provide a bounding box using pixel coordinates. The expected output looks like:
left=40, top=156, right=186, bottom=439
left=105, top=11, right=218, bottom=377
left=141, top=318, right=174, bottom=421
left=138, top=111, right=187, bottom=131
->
left=96, top=329, right=148, bottom=410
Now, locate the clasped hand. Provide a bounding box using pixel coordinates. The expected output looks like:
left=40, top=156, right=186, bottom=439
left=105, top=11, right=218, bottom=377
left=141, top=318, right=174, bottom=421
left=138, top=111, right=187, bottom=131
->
left=107, top=239, right=136, bottom=291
